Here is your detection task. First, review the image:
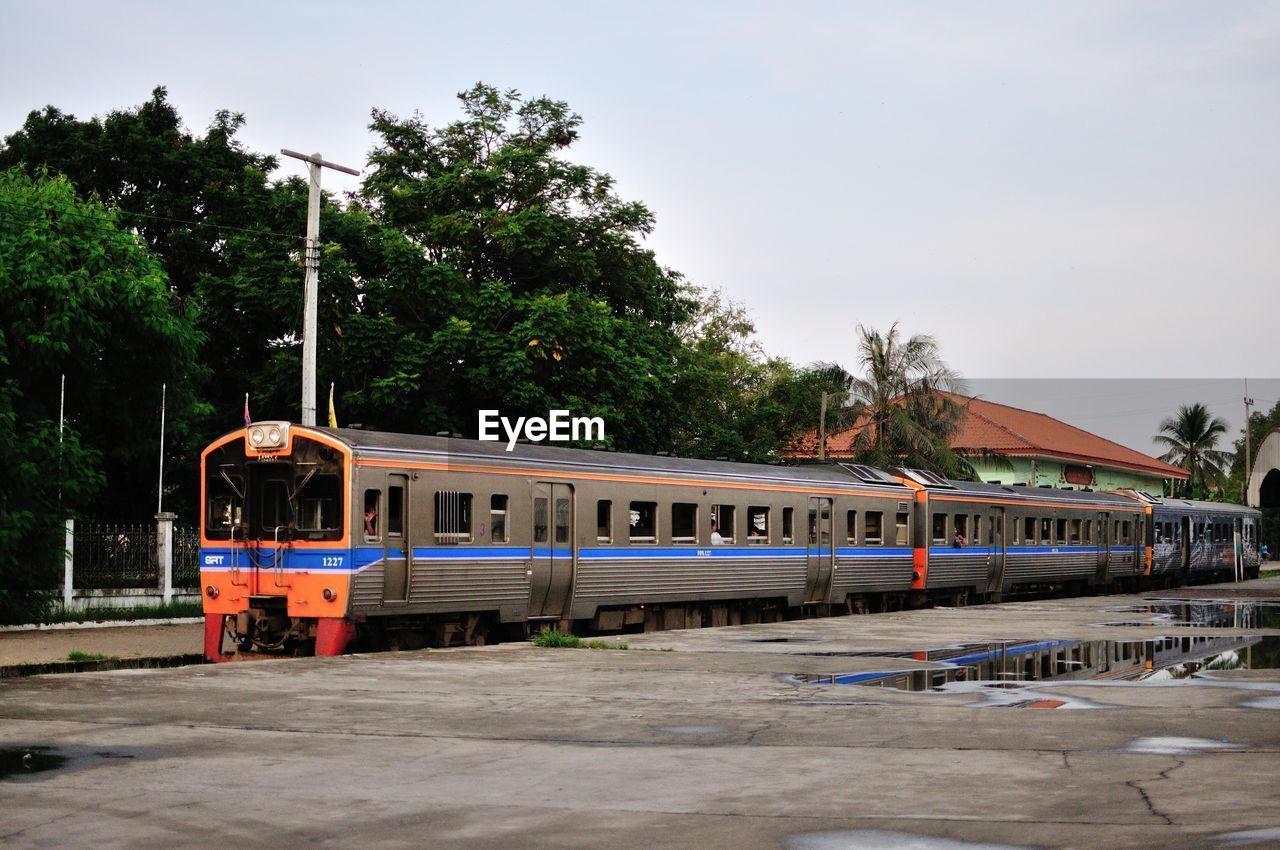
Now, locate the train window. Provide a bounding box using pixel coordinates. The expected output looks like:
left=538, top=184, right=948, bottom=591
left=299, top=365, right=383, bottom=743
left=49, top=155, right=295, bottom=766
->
left=554, top=498, right=570, bottom=544
left=931, top=513, right=947, bottom=544
left=1121, top=520, right=1131, bottom=543
left=363, top=490, right=380, bottom=539
left=987, top=516, right=994, bottom=546
left=597, top=500, right=612, bottom=543
left=1041, top=518, right=1053, bottom=544
left=630, top=501, right=657, bottom=543
left=206, top=474, right=244, bottom=539
left=782, top=507, right=794, bottom=544
left=954, top=514, right=968, bottom=543
left=387, top=486, right=404, bottom=537
left=819, top=503, right=830, bottom=545
left=1055, top=519, right=1067, bottom=545
left=712, top=505, right=735, bottom=543
left=1083, top=520, right=1092, bottom=544
left=534, top=498, right=549, bottom=543
left=896, top=512, right=909, bottom=545
left=1165, top=522, right=1173, bottom=541
left=490, top=495, right=508, bottom=543
left=1024, top=517, right=1036, bottom=544
left=294, top=474, right=342, bottom=538
left=433, top=491, right=471, bottom=543
left=1070, top=519, right=1081, bottom=545
left=1011, top=516, right=1020, bottom=545
left=973, top=516, right=983, bottom=544
left=866, top=511, right=883, bottom=545
left=748, top=506, right=769, bottom=543
left=846, top=510, right=857, bottom=544
left=671, top=502, right=698, bottom=544
left=261, top=479, right=290, bottom=532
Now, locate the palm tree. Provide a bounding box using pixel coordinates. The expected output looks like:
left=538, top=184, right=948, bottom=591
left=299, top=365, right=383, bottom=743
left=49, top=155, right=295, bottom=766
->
left=841, top=323, right=974, bottom=477
left=1153, top=403, right=1233, bottom=497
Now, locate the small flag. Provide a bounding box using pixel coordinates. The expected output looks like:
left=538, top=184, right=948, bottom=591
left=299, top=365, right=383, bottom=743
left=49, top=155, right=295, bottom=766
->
left=243, top=393, right=251, bottom=426
left=328, top=383, right=338, bottom=429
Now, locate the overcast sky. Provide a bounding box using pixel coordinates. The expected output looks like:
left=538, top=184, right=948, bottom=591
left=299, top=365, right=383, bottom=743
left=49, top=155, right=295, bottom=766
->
left=4, top=1, right=1276, bottom=451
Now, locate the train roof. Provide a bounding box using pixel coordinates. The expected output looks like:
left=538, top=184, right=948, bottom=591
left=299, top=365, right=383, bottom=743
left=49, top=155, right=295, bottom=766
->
left=313, top=426, right=915, bottom=493
left=898, top=473, right=1144, bottom=509
left=1110, top=489, right=1261, bottom=518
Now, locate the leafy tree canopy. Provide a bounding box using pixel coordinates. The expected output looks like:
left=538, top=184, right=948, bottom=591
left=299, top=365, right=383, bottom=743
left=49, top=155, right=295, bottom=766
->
left=345, top=84, right=697, bottom=449
left=0, top=167, right=203, bottom=620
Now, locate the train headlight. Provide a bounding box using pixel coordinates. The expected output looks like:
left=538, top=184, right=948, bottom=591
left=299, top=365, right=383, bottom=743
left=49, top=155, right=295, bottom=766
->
left=246, top=421, right=289, bottom=450
left=322, top=587, right=337, bottom=602
left=205, top=585, right=220, bottom=599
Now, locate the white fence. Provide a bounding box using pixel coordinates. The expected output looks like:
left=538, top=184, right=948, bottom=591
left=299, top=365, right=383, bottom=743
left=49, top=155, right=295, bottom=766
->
left=59, top=513, right=201, bottom=613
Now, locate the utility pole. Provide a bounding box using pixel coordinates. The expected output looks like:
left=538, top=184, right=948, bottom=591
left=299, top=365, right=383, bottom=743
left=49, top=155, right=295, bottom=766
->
left=281, top=149, right=360, bottom=426
left=1244, top=378, right=1255, bottom=504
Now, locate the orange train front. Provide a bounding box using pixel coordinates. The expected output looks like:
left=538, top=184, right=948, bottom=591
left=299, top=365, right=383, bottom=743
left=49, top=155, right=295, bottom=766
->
left=200, top=422, right=356, bottom=660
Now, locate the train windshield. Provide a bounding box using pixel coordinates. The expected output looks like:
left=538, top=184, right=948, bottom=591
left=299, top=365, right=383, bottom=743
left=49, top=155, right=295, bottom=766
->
left=203, top=434, right=345, bottom=542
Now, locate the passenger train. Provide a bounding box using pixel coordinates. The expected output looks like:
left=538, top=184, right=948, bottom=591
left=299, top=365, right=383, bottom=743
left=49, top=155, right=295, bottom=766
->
left=199, top=422, right=1262, bottom=661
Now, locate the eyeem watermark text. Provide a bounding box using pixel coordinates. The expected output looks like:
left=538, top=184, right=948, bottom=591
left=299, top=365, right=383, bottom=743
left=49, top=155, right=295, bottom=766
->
left=478, top=410, right=605, bottom=451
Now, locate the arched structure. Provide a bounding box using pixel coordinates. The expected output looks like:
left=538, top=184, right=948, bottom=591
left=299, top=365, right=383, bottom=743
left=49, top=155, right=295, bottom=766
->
left=1247, top=428, right=1280, bottom=508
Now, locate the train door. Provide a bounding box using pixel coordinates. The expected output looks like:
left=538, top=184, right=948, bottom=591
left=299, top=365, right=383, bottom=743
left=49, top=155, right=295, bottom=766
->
left=1233, top=517, right=1244, bottom=581
left=1096, top=512, right=1110, bottom=581
left=380, top=473, right=411, bottom=603
left=805, top=497, right=834, bottom=604
left=987, top=508, right=1006, bottom=595
left=246, top=461, right=293, bottom=596
left=530, top=483, right=575, bottom=619
left=1179, top=516, right=1192, bottom=580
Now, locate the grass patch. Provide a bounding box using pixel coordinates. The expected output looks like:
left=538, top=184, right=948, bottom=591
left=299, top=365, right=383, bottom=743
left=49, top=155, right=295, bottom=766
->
left=48, top=601, right=203, bottom=624
left=67, top=651, right=113, bottom=662
left=1260, top=569, right=1280, bottom=580
left=531, top=628, right=627, bottom=650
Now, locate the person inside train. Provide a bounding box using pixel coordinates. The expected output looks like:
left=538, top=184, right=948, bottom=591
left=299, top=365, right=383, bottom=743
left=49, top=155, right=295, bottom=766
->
left=364, top=495, right=378, bottom=537
left=710, top=520, right=725, bottom=545
left=952, top=527, right=966, bottom=548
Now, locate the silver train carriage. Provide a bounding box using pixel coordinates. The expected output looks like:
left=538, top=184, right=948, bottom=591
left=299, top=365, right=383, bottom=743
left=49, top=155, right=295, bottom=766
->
left=197, top=423, right=1259, bottom=660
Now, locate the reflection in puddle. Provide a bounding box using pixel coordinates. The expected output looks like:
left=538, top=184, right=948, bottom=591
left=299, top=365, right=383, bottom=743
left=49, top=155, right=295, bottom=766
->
left=1100, top=599, right=1280, bottom=630
left=1214, top=827, right=1280, bottom=847
left=793, top=633, right=1278, bottom=699
left=783, top=829, right=1032, bottom=849
left=1122, top=736, right=1240, bottom=755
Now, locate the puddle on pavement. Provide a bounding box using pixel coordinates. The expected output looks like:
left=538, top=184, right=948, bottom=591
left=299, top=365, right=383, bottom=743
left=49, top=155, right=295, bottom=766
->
left=741, top=637, right=827, bottom=644
left=1214, top=827, right=1280, bottom=848
left=0, top=746, right=68, bottom=779
left=790, top=634, right=1280, bottom=699
left=782, top=829, right=1032, bottom=850
left=1122, top=736, right=1241, bottom=755
left=1099, top=599, right=1280, bottom=630
left=0, top=746, right=152, bottom=782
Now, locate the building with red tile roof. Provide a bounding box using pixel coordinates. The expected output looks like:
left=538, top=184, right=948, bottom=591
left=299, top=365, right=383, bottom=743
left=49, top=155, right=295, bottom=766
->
left=799, top=392, right=1189, bottom=492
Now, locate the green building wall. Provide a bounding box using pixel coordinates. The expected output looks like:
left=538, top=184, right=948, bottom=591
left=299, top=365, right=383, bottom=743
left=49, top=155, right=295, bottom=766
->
left=967, top=456, right=1172, bottom=493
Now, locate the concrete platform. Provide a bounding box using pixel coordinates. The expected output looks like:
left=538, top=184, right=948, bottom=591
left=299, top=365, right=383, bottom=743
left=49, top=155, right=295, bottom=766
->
left=2, top=580, right=1279, bottom=849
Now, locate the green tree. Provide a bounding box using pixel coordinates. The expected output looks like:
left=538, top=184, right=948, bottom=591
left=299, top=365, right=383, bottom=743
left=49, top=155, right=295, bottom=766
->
left=0, top=88, right=379, bottom=510
left=839, top=323, right=974, bottom=476
left=0, top=168, right=203, bottom=621
left=1153, top=402, right=1232, bottom=498
left=668, top=290, right=850, bottom=460
left=353, top=84, right=695, bottom=450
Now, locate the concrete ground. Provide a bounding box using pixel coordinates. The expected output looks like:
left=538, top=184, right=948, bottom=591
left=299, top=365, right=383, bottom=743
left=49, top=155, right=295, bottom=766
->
left=2, top=580, right=1279, bottom=849
left=0, top=621, right=201, bottom=667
